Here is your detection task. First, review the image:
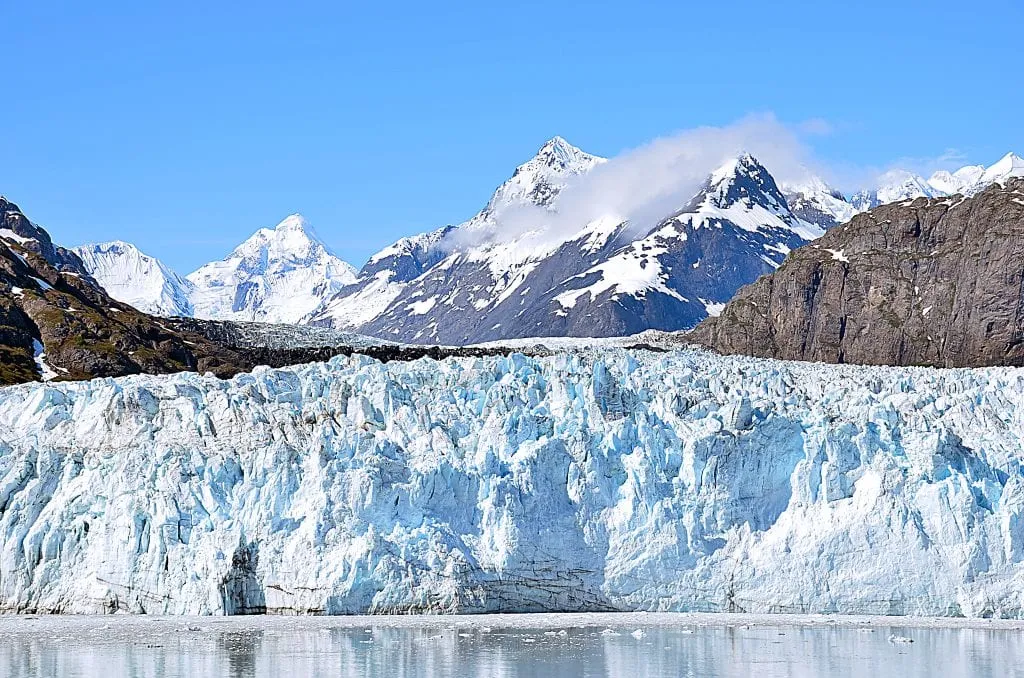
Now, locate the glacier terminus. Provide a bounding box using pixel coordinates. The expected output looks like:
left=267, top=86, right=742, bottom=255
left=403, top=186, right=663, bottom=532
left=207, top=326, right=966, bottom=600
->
left=1, top=347, right=1023, bottom=617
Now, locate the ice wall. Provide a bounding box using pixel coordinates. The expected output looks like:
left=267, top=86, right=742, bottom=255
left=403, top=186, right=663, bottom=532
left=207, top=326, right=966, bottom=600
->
left=1, top=349, right=1023, bottom=616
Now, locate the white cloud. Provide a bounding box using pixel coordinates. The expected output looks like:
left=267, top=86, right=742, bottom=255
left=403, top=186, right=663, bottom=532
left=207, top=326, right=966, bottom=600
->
left=796, top=118, right=834, bottom=137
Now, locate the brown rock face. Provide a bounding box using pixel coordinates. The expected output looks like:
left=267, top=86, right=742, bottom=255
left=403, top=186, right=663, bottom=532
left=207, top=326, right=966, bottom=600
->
left=691, top=178, right=1024, bottom=367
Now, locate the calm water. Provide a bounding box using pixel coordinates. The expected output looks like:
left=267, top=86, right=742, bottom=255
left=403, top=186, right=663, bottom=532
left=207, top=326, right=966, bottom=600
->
left=1, top=614, right=1023, bottom=677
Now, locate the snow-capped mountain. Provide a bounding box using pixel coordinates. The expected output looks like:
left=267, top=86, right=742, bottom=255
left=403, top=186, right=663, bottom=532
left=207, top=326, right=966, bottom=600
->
left=927, top=164, right=985, bottom=195
left=74, top=214, right=359, bottom=323
left=849, top=152, right=1024, bottom=211
left=481, top=134, right=605, bottom=210
left=185, top=214, right=358, bottom=324
left=976, top=151, right=1024, bottom=188
left=73, top=240, right=194, bottom=316
left=309, top=144, right=825, bottom=343
left=851, top=169, right=942, bottom=211
left=5, top=347, right=1024, bottom=615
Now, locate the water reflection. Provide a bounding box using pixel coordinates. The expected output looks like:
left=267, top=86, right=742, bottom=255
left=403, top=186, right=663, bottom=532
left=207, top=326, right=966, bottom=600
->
left=1, top=621, right=1022, bottom=677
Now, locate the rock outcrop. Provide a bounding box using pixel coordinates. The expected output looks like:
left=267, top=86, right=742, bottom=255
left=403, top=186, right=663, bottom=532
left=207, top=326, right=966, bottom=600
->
left=692, top=178, right=1024, bottom=367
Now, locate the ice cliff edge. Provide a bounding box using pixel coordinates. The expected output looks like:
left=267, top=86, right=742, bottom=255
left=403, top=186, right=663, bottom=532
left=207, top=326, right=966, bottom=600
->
left=1, top=348, right=1023, bottom=616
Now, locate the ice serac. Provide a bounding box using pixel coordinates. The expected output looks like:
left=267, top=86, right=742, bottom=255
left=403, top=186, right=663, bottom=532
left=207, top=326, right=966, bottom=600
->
left=2, top=348, right=1024, bottom=617
left=188, top=214, right=358, bottom=324
left=73, top=241, right=194, bottom=317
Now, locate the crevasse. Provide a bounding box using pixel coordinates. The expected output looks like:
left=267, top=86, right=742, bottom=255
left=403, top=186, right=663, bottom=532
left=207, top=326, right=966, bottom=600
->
left=1, top=349, right=1023, bottom=617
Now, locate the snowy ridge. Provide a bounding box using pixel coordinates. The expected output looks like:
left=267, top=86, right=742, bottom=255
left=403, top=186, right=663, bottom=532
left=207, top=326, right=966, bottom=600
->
left=849, top=152, right=1024, bottom=211
left=73, top=241, right=194, bottom=317
left=3, top=348, right=1024, bottom=616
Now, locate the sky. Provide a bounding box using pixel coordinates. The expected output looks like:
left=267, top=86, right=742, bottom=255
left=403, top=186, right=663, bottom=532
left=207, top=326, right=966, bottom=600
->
left=2, top=1, right=1022, bottom=273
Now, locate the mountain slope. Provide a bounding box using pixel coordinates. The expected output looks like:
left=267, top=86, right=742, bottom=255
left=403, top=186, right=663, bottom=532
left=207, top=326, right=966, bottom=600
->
left=691, top=177, right=1024, bottom=367
left=187, top=214, right=358, bottom=323
left=0, top=199, right=264, bottom=383
left=0, top=197, right=96, bottom=281
left=73, top=240, right=194, bottom=316
left=310, top=143, right=825, bottom=343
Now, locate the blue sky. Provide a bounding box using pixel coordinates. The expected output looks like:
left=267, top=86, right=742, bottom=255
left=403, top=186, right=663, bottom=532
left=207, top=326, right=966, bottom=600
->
left=2, top=1, right=1021, bottom=273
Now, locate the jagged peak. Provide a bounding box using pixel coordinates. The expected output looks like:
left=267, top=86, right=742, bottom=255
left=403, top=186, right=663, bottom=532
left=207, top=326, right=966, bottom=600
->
left=227, top=213, right=333, bottom=260
left=708, top=153, right=769, bottom=184
left=477, top=137, right=605, bottom=215
left=694, top=153, right=788, bottom=213
left=781, top=171, right=844, bottom=199
left=992, top=151, right=1024, bottom=166
left=517, top=136, right=604, bottom=176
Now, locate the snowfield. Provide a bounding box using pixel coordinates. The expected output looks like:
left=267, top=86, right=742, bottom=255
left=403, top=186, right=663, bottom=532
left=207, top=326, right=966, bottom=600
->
left=1, top=348, right=1024, bottom=616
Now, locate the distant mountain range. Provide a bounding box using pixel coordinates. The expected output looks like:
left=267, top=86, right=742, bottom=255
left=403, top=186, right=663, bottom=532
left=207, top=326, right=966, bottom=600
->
left=73, top=215, right=357, bottom=323
left=849, top=152, right=1024, bottom=210
left=71, top=140, right=1024, bottom=344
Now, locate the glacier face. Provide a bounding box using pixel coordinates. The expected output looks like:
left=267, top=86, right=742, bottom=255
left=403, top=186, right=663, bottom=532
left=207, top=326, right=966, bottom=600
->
left=1, top=349, right=1024, bottom=617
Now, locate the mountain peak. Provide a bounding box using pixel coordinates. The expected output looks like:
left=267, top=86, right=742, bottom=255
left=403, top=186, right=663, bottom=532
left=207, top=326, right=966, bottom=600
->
left=89, top=239, right=142, bottom=253
left=874, top=169, right=936, bottom=204
left=525, top=135, right=603, bottom=175
left=696, top=154, right=788, bottom=213
left=709, top=153, right=767, bottom=183
left=186, top=213, right=357, bottom=323
left=274, top=213, right=310, bottom=232
left=993, top=151, right=1024, bottom=167
left=480, top=137, right=605, bottom=214
left=73, top=240, right=194, bottom=317
left=229, top=213, right=332, bottom=261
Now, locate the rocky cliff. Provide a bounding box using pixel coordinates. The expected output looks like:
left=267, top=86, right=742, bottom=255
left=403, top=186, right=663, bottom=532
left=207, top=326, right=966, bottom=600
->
left=692, top=178, right=1024, bottom=367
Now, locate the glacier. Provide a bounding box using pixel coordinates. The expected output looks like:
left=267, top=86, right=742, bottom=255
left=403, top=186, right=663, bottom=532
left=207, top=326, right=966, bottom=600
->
left=1, top=348, right=1024, bottom=617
